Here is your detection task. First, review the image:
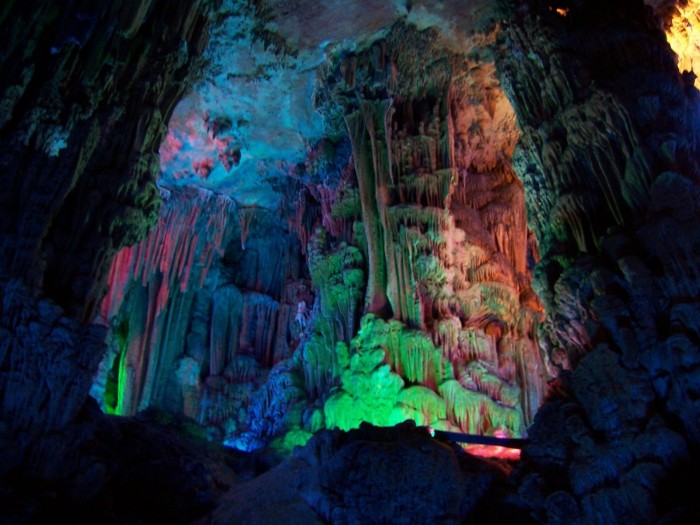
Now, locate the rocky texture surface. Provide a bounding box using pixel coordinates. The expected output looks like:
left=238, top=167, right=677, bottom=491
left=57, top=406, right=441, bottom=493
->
left=0, top=0, right=221, bottom=512
left=498, top=1, right=700, bottom=522
left=0, top=0, right=218, bottom=318
left=0, top=401, right=243, bottom=525
left=200, top=421, right=527, bottom=525
left=0, top=279, right=106, bottom=476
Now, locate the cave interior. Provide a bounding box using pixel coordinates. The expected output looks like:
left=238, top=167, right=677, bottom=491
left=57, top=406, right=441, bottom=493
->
left=2, top=0, right=700, bottom=523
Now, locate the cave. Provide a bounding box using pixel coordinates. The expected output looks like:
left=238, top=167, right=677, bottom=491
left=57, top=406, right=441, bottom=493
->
left=2, top=0, right=700, bottom=523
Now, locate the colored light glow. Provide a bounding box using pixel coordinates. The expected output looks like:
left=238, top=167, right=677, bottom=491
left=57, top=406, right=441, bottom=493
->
left=159, top=102, right=239, bottom=182
left=429, top=427, right=524, bottom=460
left=223, top=434, right=263, bottom=453
left=666, top=0, right=700, bottom=89
left=464, top=444, right=522, bottom=460
left=547, top=6, right=569, bottom=16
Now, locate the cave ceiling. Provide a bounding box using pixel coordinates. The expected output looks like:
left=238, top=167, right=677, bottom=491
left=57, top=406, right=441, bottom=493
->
left=158, top=0, right=499, bottom=207
left=160, top=0, right=699, bottom=208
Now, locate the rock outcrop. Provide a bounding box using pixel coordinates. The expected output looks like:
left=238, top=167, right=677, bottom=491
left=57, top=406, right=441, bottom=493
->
left=200, top=421, right=527, bottom=525
left=498, top=1, right=700, bottom=522
left=0, top=0, right=219, bottom=484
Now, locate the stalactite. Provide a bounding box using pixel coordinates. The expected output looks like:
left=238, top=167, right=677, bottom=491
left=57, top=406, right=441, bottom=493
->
left=384, top=320, right=450, bottom=391
left=393, top=385, right=447, bottom=427
left=237, top=206, right=257, bottom=250
left=458, top=328, right=498, bottom=367
left=239, top=292, right=280, bottom=367
left=330, top=183, right=362, bottom=240
left=397, top=168, right=456, bottom=208
left=288, top=231, right=366, bottom=403
left=100, top=186, right=234, bottom=321
left=309, top=182, right=341, bottom=237
left=299, top=335, right=342, bottom=399
left=245, top=359, right=306, bottom=441
left=303, top=21, right=548, bottom=443
left=208, top=284, right=243, bottom=377
left=436, top=316, right=461, bottom=361
left=384, top=205, right=449, bottom=239
left=97, top=186, right=235, bottom=415
left=385, top=226, right=423, bottom=327
left=439, top=379, right=524, bottom=437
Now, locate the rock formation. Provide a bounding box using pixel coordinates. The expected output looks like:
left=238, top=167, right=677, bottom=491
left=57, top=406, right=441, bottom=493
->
left=1, top=0, right=700, bottom=523
left=498, top=1, right=700, bottom=523
left=0, top=0, right=219, bottom=478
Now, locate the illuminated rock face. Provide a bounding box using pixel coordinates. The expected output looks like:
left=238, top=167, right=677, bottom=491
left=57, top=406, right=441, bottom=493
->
left=94, top=186, right=236, bottom=417
left=312, top=23, right=547, bottom=440
left=94, top=21, right=548, bottom=449
left=662, top=0, right=700, bottom=88
left=95, top=185, right=310, bottom=445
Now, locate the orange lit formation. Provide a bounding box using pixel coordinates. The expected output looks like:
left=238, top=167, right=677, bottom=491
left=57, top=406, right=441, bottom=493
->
left=666, top=0, right=700, bottom=88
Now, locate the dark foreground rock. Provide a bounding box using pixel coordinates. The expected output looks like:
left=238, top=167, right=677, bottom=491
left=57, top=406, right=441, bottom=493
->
left=199, top=421, right=529, bottom=525
left=0, top=401, right=245, bottom=525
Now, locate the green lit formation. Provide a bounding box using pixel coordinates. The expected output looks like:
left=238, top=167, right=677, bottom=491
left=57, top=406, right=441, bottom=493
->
left=322, top=314, right=524, bottom=437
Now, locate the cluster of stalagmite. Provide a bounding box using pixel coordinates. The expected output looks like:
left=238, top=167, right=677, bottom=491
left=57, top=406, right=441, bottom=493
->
left=307, top=22, right=548, bottom=440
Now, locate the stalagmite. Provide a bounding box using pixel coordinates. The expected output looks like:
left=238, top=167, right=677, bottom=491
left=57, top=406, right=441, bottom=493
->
left=345, top=109, right=392, bottom=317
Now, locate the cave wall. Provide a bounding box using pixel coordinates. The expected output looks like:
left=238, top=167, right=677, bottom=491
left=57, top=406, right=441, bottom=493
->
left=0, top=0, right=219, bottom=476
left=497, top=1, right=700, bottom=522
